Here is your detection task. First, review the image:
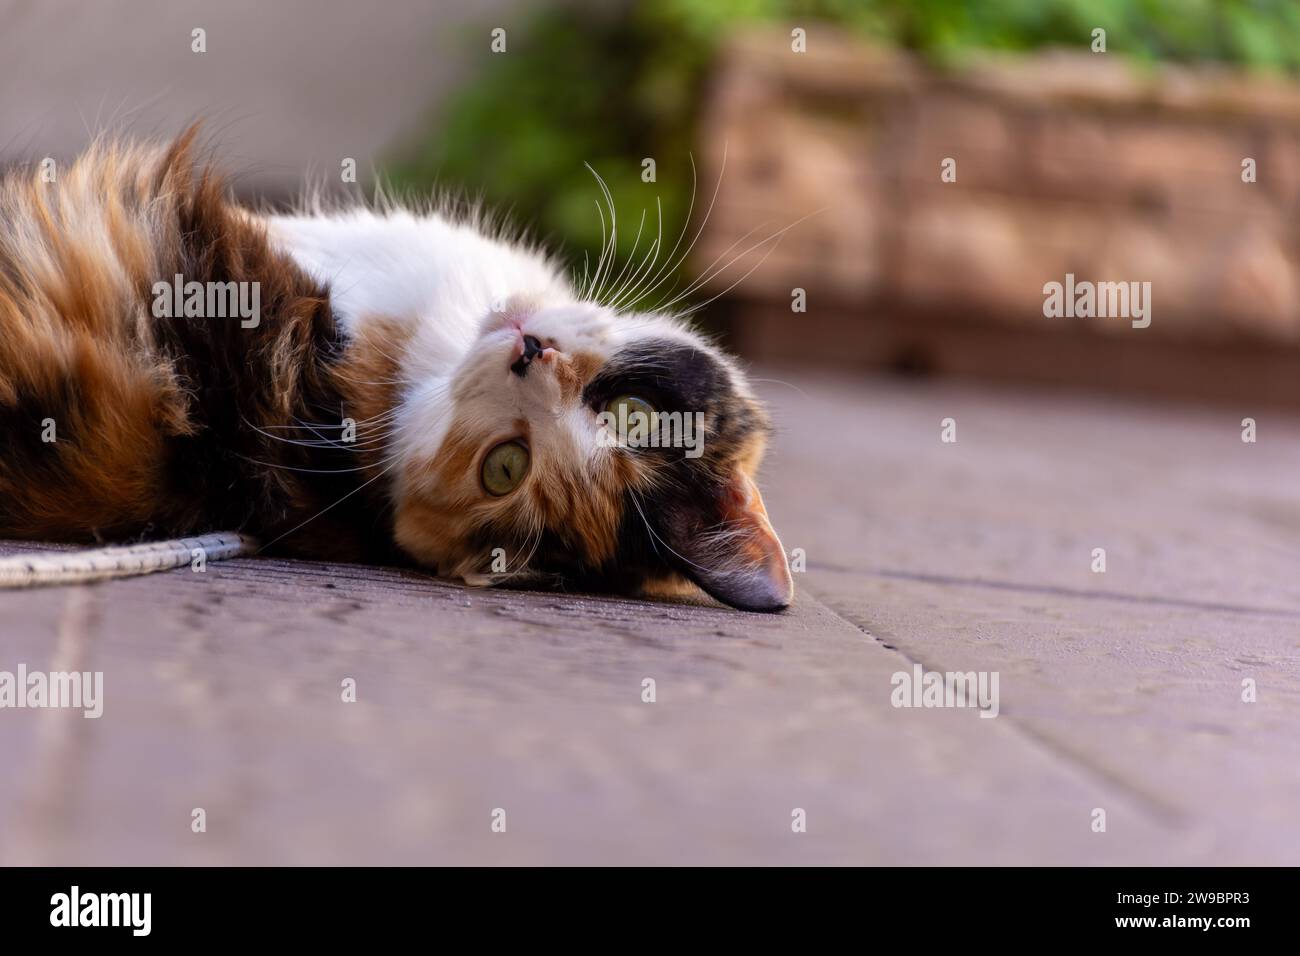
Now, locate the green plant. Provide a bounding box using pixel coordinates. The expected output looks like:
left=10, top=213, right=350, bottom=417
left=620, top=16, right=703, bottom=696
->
left=386, top=0, right=1300, bottom=304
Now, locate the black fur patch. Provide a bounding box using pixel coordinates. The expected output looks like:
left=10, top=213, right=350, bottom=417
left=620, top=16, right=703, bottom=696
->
left=147, top=172, right=396, bottom=561
left=559, top=338, right=772, bottom=589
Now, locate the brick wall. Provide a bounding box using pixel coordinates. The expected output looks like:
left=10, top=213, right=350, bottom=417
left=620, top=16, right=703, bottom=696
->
left=695, top=29, right=1300, bottom=404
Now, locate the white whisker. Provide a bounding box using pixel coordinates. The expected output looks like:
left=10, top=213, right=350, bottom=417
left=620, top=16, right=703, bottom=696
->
left=254, top=456, right=402, bottom=555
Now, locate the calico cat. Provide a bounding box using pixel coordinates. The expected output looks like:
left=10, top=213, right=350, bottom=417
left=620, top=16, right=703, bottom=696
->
left=0, top=129, right=793, bottom=611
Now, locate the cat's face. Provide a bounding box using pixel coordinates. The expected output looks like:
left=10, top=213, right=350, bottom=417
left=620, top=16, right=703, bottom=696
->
left=389, top=296, right=793, bottom=611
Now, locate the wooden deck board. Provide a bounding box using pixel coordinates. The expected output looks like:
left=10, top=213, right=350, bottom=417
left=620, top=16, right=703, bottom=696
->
left=1, top=368, right=1296, bottom=864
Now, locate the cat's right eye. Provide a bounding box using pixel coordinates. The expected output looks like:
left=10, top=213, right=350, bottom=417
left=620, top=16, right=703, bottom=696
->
left=481, top=441, right=530, bottom=496
left=603, top=394, right=656, bottom=425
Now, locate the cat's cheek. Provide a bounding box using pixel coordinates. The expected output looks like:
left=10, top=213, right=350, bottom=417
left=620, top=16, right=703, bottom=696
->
left=391, top=499, right=465, bottom=579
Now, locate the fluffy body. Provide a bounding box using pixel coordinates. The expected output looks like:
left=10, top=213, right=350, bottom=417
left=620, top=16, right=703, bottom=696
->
left=0, top=131, right=793, bottom=610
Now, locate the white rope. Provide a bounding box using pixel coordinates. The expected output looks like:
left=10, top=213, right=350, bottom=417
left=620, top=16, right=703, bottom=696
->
left=0, top=532, right=256, bottom=589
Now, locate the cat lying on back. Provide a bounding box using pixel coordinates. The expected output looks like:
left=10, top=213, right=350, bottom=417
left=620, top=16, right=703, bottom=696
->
left=0, top=129, right=793, bottom=611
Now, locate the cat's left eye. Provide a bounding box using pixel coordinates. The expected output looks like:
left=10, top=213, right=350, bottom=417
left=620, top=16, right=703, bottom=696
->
left=481, top=441, right=529, bottom=496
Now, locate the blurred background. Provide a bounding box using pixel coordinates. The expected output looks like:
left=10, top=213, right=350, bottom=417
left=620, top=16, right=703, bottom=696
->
left=6, top=0, right=1300, bottom=406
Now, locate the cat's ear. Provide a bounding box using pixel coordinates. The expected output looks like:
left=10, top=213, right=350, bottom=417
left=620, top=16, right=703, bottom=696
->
left=664, top=470, right=793, bottom=612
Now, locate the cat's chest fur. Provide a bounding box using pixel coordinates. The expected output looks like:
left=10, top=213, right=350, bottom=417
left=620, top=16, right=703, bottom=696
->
left=265, top=209, right=568, bottom=381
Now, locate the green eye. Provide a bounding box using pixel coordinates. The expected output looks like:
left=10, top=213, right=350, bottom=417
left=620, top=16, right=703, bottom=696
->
left=481, top=441, right=530, bottom=496
left=603, top=394, right=656, bottom=431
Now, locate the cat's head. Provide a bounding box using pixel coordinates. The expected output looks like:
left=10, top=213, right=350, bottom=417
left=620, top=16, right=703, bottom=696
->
left=386, top=295, right=793, bottom=612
